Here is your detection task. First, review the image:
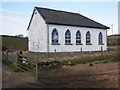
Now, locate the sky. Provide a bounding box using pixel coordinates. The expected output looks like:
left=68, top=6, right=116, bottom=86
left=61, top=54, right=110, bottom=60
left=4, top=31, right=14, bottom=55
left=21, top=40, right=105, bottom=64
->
left=0, top=1, right=119, bottom=36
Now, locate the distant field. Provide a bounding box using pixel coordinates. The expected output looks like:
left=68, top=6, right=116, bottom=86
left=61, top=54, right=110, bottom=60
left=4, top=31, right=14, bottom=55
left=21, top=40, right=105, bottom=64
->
left=1, top=34, right=119, bottom=51
left=107, top=34, right=120, bottom=46
left=2, top=35, right=28, bottom=50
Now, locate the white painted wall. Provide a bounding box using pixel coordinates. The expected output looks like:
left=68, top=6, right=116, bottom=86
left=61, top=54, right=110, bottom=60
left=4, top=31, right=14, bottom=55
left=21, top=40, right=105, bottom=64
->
left=48, top=24, right=107, bottom=52
left=28, top=9, right=48, bottom=52
left=28, top=9, right=107, bottom=53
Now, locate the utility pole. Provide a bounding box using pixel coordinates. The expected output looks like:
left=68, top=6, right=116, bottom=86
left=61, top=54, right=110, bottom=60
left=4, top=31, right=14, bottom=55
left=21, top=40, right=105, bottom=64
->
left=111, top=24, right=113, bottom=35
left=111, top=24, right=113, bottom=47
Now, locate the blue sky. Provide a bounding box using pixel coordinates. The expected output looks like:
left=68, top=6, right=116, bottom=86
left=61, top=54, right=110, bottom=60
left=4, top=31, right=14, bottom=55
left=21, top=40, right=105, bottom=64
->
left=1, top=2, right=118, bottom=36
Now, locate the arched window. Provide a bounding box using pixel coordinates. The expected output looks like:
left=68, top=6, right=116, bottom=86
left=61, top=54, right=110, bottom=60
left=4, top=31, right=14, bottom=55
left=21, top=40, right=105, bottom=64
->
left=52, top=28, right=58, bottom=44
left=98, top=32, right=103, bottom=45
left=65, top=29, right=71, bottom=44
left=86, top=31, right=91, bottom=45
left=76, top=30, right=82, bottom=45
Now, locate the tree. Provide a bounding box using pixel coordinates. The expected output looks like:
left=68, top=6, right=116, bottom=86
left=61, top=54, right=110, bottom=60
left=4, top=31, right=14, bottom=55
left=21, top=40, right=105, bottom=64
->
left=15, top=34, right=24, bottom=38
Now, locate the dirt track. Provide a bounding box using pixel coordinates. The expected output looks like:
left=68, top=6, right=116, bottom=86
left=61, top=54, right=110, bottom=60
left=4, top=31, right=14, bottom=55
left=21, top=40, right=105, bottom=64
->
left=2, top=62, right=119, bottom=88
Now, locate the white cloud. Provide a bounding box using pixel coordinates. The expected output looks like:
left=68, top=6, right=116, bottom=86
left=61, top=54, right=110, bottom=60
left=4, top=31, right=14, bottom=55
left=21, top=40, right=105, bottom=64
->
left=1, top=15, right=28, bottom=36
left=0, top=8, right=29, bottom=36
left=0, top=8, right=26, bottom=17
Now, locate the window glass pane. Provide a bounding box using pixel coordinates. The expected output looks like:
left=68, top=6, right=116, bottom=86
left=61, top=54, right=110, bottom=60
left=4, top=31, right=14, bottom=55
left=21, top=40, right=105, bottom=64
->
left=65, top=30, right=71, bottom=44
left=99, top=32, right=103, bottom=44
left=52, top=29, right=59, bottom=44
left=76, top=30, right=81, bottom=44
left=86, top=31, right=91, bottom=44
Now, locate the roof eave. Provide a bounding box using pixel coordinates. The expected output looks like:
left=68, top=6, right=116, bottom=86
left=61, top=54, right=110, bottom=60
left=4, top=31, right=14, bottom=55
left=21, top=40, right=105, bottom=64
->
left=47, top=22, right=110, bottom=29
left=27, top=7, right=36, bottom=30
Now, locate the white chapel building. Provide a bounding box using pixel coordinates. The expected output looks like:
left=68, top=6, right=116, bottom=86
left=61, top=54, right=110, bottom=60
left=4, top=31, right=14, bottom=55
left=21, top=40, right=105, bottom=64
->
left=27, top=7, right=110, bottom=53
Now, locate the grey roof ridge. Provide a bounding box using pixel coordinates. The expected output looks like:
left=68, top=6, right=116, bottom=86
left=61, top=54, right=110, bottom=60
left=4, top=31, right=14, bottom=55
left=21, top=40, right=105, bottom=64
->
left=35, top=6, right=110, bottom=29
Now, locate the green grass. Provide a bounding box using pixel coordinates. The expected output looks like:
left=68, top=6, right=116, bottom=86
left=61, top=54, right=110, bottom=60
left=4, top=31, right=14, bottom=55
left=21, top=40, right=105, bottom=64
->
left=107, top=34, right=120, bottom=46
left=63, top=54, right=119, bottom=66
left=2, top=35, right=28, bottom=50
left=2, top=58, right=18, bottom=71
left=23, top=46, right=119, bottom=68
left=3, top=46, right=119, bottom=70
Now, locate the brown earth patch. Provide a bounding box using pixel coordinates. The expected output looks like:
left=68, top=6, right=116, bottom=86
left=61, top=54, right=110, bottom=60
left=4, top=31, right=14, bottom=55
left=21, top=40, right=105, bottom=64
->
left=2, top=62, right=119, bottom=88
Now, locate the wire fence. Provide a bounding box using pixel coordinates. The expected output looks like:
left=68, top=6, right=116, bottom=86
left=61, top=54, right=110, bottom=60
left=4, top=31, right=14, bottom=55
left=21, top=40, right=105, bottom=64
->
left=2, top=46, right=118, bottom=80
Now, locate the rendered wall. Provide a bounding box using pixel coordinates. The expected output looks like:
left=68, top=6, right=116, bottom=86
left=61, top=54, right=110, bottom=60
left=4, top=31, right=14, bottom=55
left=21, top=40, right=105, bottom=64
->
left=28, top=9, right=47, bottom=52
left=48, top=24, right=107, bottom=52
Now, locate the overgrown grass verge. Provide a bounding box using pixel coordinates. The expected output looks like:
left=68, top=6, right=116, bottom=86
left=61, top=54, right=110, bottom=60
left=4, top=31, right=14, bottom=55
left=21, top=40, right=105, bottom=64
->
left=2, top=58, right=18, bottom=71
left=3, top=46, right=119, bottom=70
left=61, top=53, right=119, bottom=66
left=23, top=47, right=119, bottom=68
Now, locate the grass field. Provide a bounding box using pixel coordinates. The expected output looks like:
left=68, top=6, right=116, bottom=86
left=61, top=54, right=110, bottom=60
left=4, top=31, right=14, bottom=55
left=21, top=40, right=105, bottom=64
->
left=22, top=46, right=119, bottom=69
left=107, top=34, right=120, bottom=46
left=2, top=35, right=28, bottom=50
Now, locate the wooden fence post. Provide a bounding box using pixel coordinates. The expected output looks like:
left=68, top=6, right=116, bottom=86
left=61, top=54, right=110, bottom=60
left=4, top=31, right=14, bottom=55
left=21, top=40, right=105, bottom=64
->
left=55, top=49, right=56, bottom=60
left=6, top=50, right=8, bottom=60
left=101, top=46, right=103, bottom=55
left=81, top=47, right=82, bottom=57
left=36, top=62, right=38, bottom=80
left=16, top=52, right=19, bottom=70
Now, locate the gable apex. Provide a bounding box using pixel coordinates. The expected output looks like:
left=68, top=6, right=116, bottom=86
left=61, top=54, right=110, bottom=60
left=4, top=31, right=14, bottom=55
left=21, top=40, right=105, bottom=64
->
left=27, top=7, right=110, bottom=30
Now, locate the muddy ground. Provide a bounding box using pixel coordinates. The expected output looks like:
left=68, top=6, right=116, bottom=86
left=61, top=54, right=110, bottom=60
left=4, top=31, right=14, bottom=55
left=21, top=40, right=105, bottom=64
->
left=2, top=62, right=119, bottom=88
